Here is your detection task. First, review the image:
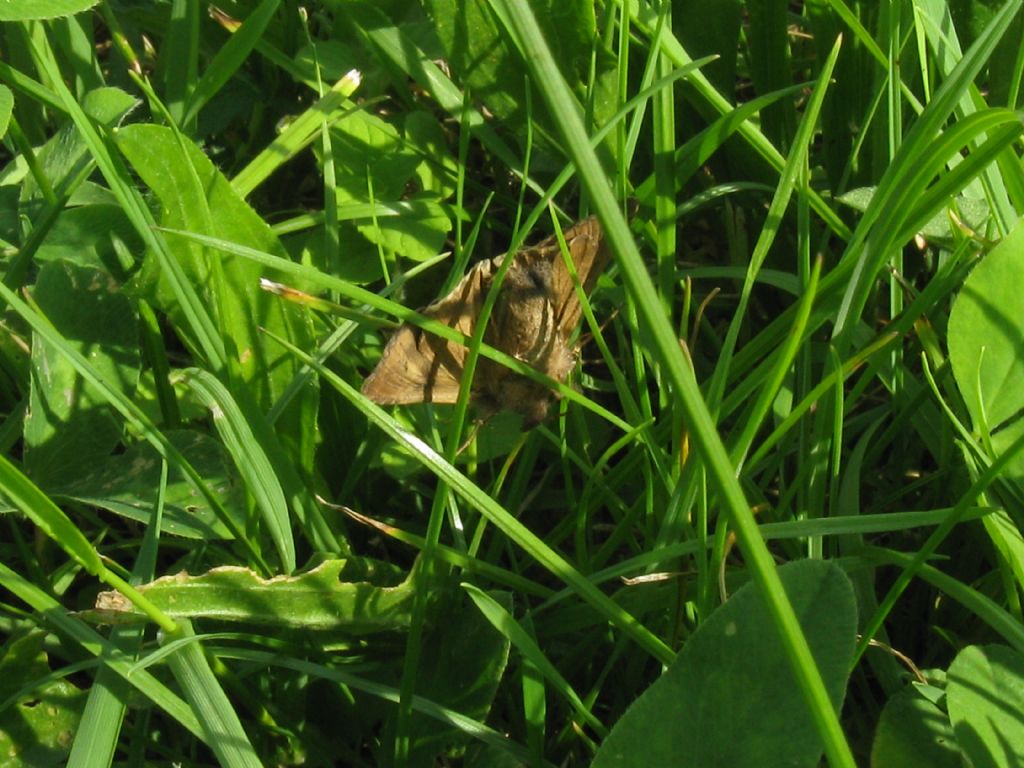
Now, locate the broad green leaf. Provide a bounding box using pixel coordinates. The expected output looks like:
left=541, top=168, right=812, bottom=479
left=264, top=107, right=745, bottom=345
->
left=91, top=559, right=418, bottom=633
left=35, top=203, right=142, bottom=272
left=20, top=87, right=136, bottom=208
left=0, top=632, right=86, bottom=768
left=332, top=110, right=419, bottom=201
left=405, top=111, right=459, bottom=199
left=354, top=196, right=449, bottom=262
left=869, top=684, right=961, bottom=768
left=294, top=40, right=359, bottom=85
left=948, top=222, right=1024, bottom=435
left=48, top=430, right=245, bottom=540
left=592, top=560, right=857, bottom=768
left=401, top=590, right=512, bottom=763
left=24, top=262, right=140, bottom=488
left=947, top=645, right=1024, bottom=768
left=838, top=186, right=991, bottom=242
left=424, top=0, right=618, bottom=159
left=115, top=123, right=314, bottom=416
left=0, top=0, right=99, bottom=21
left=0, top=255, right=262, bottom=567
left=292, top=102, right=455, bottom=266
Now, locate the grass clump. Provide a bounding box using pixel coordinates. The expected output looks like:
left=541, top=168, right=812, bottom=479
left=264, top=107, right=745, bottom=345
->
left=1, top=2, right=1024, bottom=766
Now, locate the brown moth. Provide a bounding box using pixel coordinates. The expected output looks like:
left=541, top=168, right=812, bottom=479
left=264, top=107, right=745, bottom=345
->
left=361, top=216, right=609, bottom=424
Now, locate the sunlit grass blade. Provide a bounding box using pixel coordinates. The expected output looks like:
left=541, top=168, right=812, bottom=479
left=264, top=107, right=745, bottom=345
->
left=163, top=621, right=262, bottom=768
left=181, top=0, right=280, bottom=128
left=489, top=2, right=857, bottom=765
left=0, top=562, right=202, bottom=738
left=231, top=69, right=364, bottom=198
left=183, top=369, right=295, bottom=571
left=264, top=329, right=674, bottom=665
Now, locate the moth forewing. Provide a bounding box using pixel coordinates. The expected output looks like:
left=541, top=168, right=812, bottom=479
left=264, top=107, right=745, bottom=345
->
left=360, top=262, right=488, bottom=404
left=358, top=322, right=461, bottom=404
left=548, top=216, right=609, bottom=335
left=361, top=215, right=609, bottom=422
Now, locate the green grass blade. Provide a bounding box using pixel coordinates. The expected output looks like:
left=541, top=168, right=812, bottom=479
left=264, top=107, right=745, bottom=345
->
left=183, top=369, right=295, bottom=571
left=182, top=0, right=280, bottom=127
left=708, top=36, right=841, bottom=415
left=231, top=69, right=363, bottom=198
left=833, top=0, right=1024, bottom=344
left=463, top=583, right=607, bottom=737
left=0, top=562, right=202, bottom=739
left=163, top=621, right=262, bottom=768
left=489, top=2, right=857, bottom=765
left=267, top=332, right=674, bottom=665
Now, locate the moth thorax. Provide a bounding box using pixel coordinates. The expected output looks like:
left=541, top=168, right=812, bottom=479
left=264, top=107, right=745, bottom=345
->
left=542, top=342, right=578, bottom=383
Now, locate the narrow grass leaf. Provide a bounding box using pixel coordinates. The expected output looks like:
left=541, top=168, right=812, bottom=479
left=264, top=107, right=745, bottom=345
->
left=182, top=0, right=280, bottom=127
left=463, top=583, right=606, bottom=737
left=219, top=648, right=551, bottom=766
left=164, top=621, right=262, bottom=768
left=0, top=453, right=104, bottom=576
left=833, top=0, right=1023, bottom=343
left=0, top=562, right=203, bottom=739
left=267, top=332, right=674, bottom=664
left=490, top=4, right=856, bottom=764
left=231, top=69, right=363, bottom=198
left=182, top=369, right=295, bottom=571
left=28, top=35, right=226, bottom=368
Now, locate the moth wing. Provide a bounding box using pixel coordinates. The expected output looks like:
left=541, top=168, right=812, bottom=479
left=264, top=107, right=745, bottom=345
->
left=428, top=258, right=493, bottom=337
left=361, top=261, right=491, bottom=405
left=543, top=216, right=610, bottom=334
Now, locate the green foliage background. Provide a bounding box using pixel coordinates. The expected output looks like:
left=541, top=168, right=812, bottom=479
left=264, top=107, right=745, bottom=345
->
left=1, top=1, right=1024, bottom=766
